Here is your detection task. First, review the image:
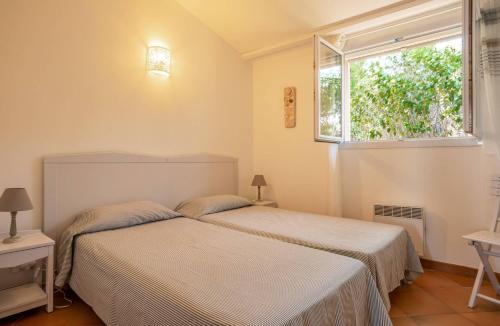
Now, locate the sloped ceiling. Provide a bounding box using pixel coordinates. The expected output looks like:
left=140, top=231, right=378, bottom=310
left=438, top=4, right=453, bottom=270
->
left=175, top=0, right=405, bottom=54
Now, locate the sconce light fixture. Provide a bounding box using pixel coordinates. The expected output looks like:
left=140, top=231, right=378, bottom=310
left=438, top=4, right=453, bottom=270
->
left=147, top=46, right=170, bottom=77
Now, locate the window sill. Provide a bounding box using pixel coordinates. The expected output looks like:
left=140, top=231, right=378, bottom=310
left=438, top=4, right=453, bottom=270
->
left=339, top=137, right=480, bottom=150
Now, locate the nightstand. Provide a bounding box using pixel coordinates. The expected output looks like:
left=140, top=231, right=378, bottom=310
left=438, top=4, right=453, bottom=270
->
left=252, top=200, right=278, bottom=208
left=0, top=230, right=54, bottom=318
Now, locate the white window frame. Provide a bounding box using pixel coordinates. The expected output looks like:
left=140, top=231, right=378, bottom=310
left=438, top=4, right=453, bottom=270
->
left=314, top=0, right=479, bottom=148
left=463, top=0, right=475, bottom=135
left=314, top=35, right=345, bottom=143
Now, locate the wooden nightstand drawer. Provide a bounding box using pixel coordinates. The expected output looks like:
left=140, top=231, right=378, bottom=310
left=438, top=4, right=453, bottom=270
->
left=0, top=246, right=49, bottom=269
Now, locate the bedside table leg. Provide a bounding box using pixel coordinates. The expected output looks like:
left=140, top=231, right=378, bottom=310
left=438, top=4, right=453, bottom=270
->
left=46, top=246, right=54, bottom=313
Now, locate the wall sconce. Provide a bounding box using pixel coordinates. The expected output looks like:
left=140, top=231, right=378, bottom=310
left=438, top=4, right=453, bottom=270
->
left=147, top=46, right=170, bottom=77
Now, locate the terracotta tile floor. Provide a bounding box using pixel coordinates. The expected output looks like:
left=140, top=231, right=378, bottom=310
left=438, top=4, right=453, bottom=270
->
left=390, top=269, right=500, bottom=325
left=1, top=268, right=499, bottom=325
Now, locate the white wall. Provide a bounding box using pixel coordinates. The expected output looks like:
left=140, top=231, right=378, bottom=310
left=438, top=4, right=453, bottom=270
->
left=341, top=146, right=500, bottom=269
left=252, top=43, right=343, bottom=216
left=252, top=42, right=500, bottom=269
left=0, top=0, right=253, bottom=236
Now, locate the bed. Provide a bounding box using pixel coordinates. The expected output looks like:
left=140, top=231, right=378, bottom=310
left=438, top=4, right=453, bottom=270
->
left=44, top=153, right=392, bottom=326
left=66, top=217, right=391, bottom=325
left=176, top=196, right=424, bottom=309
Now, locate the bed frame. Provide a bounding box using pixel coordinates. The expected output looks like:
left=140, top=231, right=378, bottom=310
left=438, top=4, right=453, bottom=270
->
left=43, top=152, right=238, bottom=241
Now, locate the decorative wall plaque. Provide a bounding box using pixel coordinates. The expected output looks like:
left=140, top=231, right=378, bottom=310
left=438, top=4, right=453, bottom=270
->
left=284, top=87, right=296, bottom=128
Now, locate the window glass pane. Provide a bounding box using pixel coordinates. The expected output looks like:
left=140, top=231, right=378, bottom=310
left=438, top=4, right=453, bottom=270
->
left=350, top=37, right=464, bottom=141
left=319, top=43, right=342, bottom=139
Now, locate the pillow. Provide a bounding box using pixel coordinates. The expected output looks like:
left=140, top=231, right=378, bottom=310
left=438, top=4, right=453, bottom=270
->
left=67, top=200, right=181, bottom=234
left=55, top=201, right=181, bottom=287
left=175, top=195, right=252, bottom=219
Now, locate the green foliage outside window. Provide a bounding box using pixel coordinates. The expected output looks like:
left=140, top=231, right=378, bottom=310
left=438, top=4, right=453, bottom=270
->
left=320, top=68, right=342, bottom=138
left=350, top=44, right=463, bottom=141
left=319, top=41, right=463, bottom=141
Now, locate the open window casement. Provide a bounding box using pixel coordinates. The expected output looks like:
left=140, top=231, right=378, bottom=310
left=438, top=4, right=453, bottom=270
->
left=462, top=0, right=475, bottom=136
left=314, top=35, right=346, bottom=143
left=314, top=0, right=477, bottom=144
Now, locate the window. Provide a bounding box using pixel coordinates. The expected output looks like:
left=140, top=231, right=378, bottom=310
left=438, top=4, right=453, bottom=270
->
left=314, top=38, right=344, bottom=141
left=349, top=37, right=463, bottom=141
left=314, top=1, right=474, bottom=144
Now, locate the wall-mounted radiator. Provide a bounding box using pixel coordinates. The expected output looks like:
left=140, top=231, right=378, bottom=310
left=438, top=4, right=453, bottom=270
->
left=373, top=204, right=425, bottom=256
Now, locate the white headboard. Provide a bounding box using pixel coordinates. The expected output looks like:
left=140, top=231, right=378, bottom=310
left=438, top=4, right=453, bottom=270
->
left=43, top=152, right=238, bottom=240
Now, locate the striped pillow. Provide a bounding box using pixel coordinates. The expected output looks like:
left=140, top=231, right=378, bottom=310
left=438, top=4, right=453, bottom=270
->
left=176, top=195, right=251, bottom=219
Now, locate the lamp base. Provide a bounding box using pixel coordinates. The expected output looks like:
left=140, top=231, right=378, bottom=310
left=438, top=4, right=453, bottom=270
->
left=3, top=235, right=21, bottom=244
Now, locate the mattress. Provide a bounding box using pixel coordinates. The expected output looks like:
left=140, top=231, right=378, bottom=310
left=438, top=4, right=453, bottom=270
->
left=69, top=217, right=391, bottom=326
left=197, top=206, right=424, bottom=309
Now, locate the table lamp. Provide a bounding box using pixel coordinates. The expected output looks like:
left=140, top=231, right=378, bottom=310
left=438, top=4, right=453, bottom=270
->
left=251, top=175, right=267, bottom=202
left=0, top=188, right=33, bottom=243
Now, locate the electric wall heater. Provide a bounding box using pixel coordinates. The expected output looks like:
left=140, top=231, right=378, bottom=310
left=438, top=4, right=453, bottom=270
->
left=373, top=204, right=425, bottom=256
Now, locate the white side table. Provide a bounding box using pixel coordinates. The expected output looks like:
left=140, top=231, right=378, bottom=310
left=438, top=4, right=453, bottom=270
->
left=0, top=230, right=54, bottom=318
left=252, top=200, right=278, bottom=208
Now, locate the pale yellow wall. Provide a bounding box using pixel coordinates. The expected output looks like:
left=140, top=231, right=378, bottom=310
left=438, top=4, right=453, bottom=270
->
left=2, top=0, right=498, bottom=276
left=252, top=43, right=343, bottom=216
left=0, top=0, right=253, bottom=234
left=341, top=147, right=500, bottom=269
left=252, top=42, right=500, bottom=269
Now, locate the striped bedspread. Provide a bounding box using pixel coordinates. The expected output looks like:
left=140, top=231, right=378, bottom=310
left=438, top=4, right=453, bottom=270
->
left=197, top=206, right=424, bottom=309
left=69, top=218, right=391, bottom=326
